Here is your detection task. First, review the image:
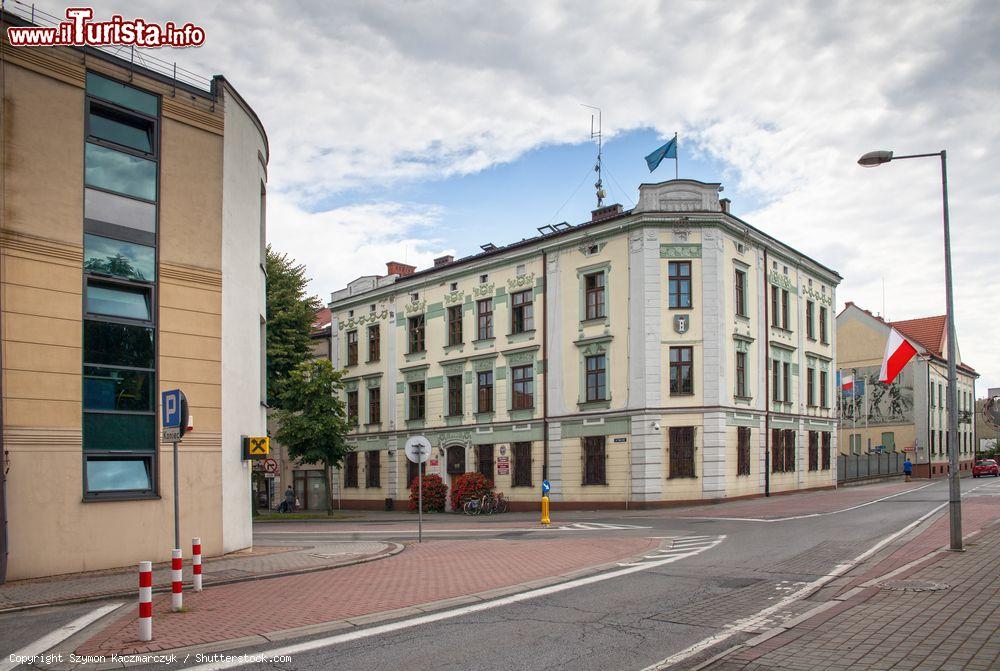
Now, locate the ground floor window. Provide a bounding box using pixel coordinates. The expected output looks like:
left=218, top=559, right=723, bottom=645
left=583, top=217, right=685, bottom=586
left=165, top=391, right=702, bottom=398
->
left=407, top=458, right=426, bottom=489
left=365, top=450, right=381, bottom=488
left=583, top=436, right=606, bottom=485
left=669, top=426, right=696, bottom=478
left=821, top=431, right=831, bottom=470
left=737, top=426, right=751, bottom=476
left=783, top=429, right=796, bottom=472
left=344, top=452, right=358, bottom=488
left=771, top=428, right=784, bottom=473
left=478, top=444, right=494, bottom=482
left=512, top=442, right=532, bottom=487
left=808, top=431, right=819, bottom=471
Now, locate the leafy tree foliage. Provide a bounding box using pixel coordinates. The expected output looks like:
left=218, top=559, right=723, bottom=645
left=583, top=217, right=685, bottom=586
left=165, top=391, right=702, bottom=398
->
left=273, top=358, right=351, bottom=514
left=266, top=246, right=320, bottom=407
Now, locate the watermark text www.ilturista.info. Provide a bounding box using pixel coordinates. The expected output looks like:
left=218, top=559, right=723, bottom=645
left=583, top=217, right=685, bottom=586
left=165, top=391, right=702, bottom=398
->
left=7, top=7, right=205, bottom=47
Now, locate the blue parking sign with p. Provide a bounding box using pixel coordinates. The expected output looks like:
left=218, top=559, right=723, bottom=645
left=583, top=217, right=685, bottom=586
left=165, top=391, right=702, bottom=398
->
left=162, top=389, right=183, bottom=428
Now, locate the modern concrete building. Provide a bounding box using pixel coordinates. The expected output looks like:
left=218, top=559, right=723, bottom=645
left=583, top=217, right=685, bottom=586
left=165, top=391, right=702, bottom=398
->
left=836, top=303, right=978, bottom=478
left=324, top=180, right=842, bottom=510
left=0, top=9, right=268, bottom=580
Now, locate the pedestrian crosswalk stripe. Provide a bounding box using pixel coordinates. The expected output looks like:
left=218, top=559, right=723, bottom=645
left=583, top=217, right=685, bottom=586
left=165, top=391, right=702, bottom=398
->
left=618, top=535, right=725, bottom=567
left=559, top=522, right=652, bottom=531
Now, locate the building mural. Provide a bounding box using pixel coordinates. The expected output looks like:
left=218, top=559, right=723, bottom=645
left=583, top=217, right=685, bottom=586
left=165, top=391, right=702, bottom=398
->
left=840, top=365, right=914, bottom=427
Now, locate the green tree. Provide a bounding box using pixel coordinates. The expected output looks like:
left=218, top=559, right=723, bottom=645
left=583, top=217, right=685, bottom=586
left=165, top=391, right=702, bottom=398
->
left=273, top=358, right=352, bottom=514
left=266, top=246, right=321, bottom=407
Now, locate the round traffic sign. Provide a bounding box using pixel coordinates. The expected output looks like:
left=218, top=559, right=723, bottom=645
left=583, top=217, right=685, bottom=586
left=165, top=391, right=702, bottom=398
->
left=263, top=458, right=278, bottom=474
left=404, top=435, right=431, bottom=464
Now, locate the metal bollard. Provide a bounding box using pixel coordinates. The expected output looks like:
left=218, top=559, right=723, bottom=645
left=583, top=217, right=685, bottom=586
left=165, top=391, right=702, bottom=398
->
left=138, top=561, right=153, bottom=641
left=192, top=538, right=202, bottom=592
left=540, top=495, right=551, bottom=526
left=170, top=549, right=183, bottom=611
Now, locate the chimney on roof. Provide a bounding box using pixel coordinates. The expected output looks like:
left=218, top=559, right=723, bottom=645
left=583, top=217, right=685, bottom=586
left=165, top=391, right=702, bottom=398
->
left=386, top=261, right=416, bottom=277
left=720, top=198, right=731, bottom=214
left=433, top=255, right=454, bottom=267
left=591, top=203, right=623, bottom=223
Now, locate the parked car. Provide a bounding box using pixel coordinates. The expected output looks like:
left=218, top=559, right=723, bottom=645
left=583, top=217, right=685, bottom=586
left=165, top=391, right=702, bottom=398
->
left=972, top=459, right=999, bottom=478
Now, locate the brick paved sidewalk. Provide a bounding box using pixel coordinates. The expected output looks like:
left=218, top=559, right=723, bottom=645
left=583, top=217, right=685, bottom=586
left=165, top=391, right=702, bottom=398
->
left=0, top=541, right=392, bottom=611
left=705, top=518, right=1000, bottom=670
left=76, top=536, right=659, bottom=656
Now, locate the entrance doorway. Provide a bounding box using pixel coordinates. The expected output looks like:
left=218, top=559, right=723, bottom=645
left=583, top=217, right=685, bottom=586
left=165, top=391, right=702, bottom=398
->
left=446, top=445, right=466, bottom=475
left=293, top=469, right=327, bottom=510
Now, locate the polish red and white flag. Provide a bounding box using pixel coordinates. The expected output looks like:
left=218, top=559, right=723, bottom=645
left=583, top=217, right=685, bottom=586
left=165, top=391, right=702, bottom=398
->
left=841, top=373, right=854, bottom=391
left=880, top=328, right=918, bottom=384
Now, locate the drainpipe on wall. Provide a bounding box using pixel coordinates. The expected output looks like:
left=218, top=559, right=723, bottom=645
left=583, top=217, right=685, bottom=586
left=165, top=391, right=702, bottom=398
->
left=541, top=250, right=549, bottom=485
left=0, top=16, right=9, bottom=584
left=763, top=248, right=771, bottom=497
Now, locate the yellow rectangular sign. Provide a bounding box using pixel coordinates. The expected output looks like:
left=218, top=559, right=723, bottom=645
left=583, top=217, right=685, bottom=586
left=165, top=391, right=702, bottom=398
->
left=243, top=435, right=269, bottom=460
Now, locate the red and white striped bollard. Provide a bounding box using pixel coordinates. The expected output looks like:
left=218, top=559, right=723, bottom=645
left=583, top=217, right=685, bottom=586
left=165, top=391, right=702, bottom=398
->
left=171, top=548, right=183, bottom=611
left=138, top=561, right=153, bottom=641
left=192, top=537, right=202, bottom=592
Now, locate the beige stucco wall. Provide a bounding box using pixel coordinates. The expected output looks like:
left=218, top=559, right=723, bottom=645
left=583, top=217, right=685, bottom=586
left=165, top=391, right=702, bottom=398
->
left=2, top=45, right=228, bottom=578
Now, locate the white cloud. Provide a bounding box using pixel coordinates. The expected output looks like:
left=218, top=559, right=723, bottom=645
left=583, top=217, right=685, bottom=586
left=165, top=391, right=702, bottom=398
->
left=115, top=0, right=1000, bottom=389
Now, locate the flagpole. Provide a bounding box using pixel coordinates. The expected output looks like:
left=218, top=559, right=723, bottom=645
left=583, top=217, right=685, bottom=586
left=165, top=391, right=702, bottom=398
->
left=674, top=132, right=679, bottom=179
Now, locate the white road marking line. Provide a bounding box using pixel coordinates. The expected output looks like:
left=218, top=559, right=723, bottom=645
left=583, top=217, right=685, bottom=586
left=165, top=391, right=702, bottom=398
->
left=0, top=602, right=124, bottom=671
left=640, top=480, right=1000, bottom=670
left=182, top=537, right=725, bottom=671
left=682, top=481, right=941, bottom=523
left=258, top=523, right=651, bottom=535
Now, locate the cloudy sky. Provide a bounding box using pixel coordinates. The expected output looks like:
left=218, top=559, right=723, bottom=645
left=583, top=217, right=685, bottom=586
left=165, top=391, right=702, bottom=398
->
left=90, top=1, right=1000, bottom=392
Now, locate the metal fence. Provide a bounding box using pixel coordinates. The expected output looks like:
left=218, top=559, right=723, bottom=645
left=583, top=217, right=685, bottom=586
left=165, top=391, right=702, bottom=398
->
left=837, top=451, right=906, bottom=483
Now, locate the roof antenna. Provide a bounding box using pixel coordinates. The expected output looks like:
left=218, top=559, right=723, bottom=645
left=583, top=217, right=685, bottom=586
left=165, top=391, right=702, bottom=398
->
left=582, top=104, right=605, bottom=208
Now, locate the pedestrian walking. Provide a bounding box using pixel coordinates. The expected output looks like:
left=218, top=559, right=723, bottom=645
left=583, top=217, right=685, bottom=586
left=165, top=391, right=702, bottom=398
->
left=282, top=485, right=295, bottom=513
left=903, top=456, right=913, bottom=482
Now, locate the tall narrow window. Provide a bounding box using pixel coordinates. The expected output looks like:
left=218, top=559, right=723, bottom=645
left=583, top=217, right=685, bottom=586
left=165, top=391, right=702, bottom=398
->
left=477, top=298, right=493, bottom=340
left=808, top=431, right=819, bottom=471
left=780, top=290, right=790, bottom=330
left=477, top=444, right=494, bottom=482
left=408, top=315, right=425, bottom=353
left=669, top=426, right=696, bottom=478
left=368, top=387, right=380, bottom=424
left=477, top=371, right=494, bottom=413
left=819, top=371, right=829, bottom=408
left=772, top=360, right=781, bottom=402
left=771, top=428, right=784, bottom=473
left=407, top=459, right=425, bottom=489
left=669, top=261, right=692, bottom=309
left=346, top=390, right=359, bottom=425
left=511, top=365, right=534, bottom=409
left=367, top=325, right=380, bottom=362
left=783, top=429, right=796, bottom=472
left=807, top=366, right=816, bottom=406
left=782, top=362, right=791, bottom=402
left=584, top=272, right=606, bottom=320
left=736, top=351, right=748, bottom=398
left=344, top=452, right=358, bottom=488
left=585, top=354, right=606, bottom=402
left=670, top=347, right=694, bottom=395
left=821, top=432, right=831, bottom=470
left=365, top=451, right=381, bottom=488
left=346, top=330, right=358, bottom=366
left=408, top=381, right=425, bottom=420
left=447, top=375, right=463, bottom=416
left=82, top=73, right=160, bottom=499
left=734, top=269, right=747, bottom=317
left=806, top=301, right=815, bottom=339
left=770, top=285, right=779, bottom=327
left=511, top=290, right=534, bottom=333
left=583, top=436, right=606, bottom=485
left=819, top=306, right=828, bottom=343
left=737, top=426, right=751, bottom=476
left=512, top=442, right=532, bottom=487
left=447, top=305, right=463, bottom=346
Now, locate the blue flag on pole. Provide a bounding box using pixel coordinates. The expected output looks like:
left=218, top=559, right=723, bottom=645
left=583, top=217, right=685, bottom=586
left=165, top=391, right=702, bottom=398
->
left=645, top=137, right=677, bottom=172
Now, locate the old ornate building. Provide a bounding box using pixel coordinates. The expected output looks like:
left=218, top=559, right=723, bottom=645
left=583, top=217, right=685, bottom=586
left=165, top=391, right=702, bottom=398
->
left=325, top=180, right=841, bottom=509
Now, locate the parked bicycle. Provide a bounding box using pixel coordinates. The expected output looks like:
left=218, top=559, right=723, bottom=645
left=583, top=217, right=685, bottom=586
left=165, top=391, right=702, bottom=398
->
left=462, top=491, right=509, bottom=515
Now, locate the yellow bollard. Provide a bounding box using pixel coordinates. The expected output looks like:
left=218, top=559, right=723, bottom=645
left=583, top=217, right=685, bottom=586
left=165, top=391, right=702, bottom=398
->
left=540, top=495, right=551, bottom=526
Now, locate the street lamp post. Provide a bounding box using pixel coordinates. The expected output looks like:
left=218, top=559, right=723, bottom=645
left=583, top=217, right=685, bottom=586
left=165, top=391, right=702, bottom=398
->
left=858, top=149, right=963, bottom=551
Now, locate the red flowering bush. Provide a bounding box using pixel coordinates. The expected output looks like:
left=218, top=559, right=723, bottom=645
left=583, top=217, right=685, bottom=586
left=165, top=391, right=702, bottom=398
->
left=408, top=474, right=447, bottom=512
left=449, top=472, right=493, bottom=511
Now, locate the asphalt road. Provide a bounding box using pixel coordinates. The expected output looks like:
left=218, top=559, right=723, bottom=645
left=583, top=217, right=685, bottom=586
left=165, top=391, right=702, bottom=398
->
left=3, top=478, right=997, bottom=671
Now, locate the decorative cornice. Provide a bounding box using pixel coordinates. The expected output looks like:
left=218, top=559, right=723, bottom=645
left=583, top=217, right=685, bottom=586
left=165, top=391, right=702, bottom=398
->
left=443, top=290, right=465, bottom=305
left=403, top=299, right=427, bottom=315
left=339, top=309, right=389, bottom=331
left=506, top=273, right=536, bottom=291
left=472, top=282, right=495, bottom=299
left=768, top=271, right=797, bottom=292
left=802, top=286, right=832, bottom=306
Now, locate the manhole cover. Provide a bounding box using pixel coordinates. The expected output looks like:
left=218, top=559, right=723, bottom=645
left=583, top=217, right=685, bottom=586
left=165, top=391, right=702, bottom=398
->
left=719, top=577, right=765, bottom=589
left=879, top=580, right=950, bottom=592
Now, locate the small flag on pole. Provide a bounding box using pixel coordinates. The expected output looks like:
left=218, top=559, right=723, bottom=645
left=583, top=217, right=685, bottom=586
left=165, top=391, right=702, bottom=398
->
left=879, top=328, right=918, bottom=384
left=645, top=136, right=677, bottom=173
left=840, top=372, right=855, bottom=392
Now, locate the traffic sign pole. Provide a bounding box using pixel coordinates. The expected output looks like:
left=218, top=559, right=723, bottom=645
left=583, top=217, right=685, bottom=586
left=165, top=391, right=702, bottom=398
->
left=173, top=440, right=180, bottom=549
left=418, top=458, right=423, bottom=543
left=403, top=436, right=431, bottom=544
